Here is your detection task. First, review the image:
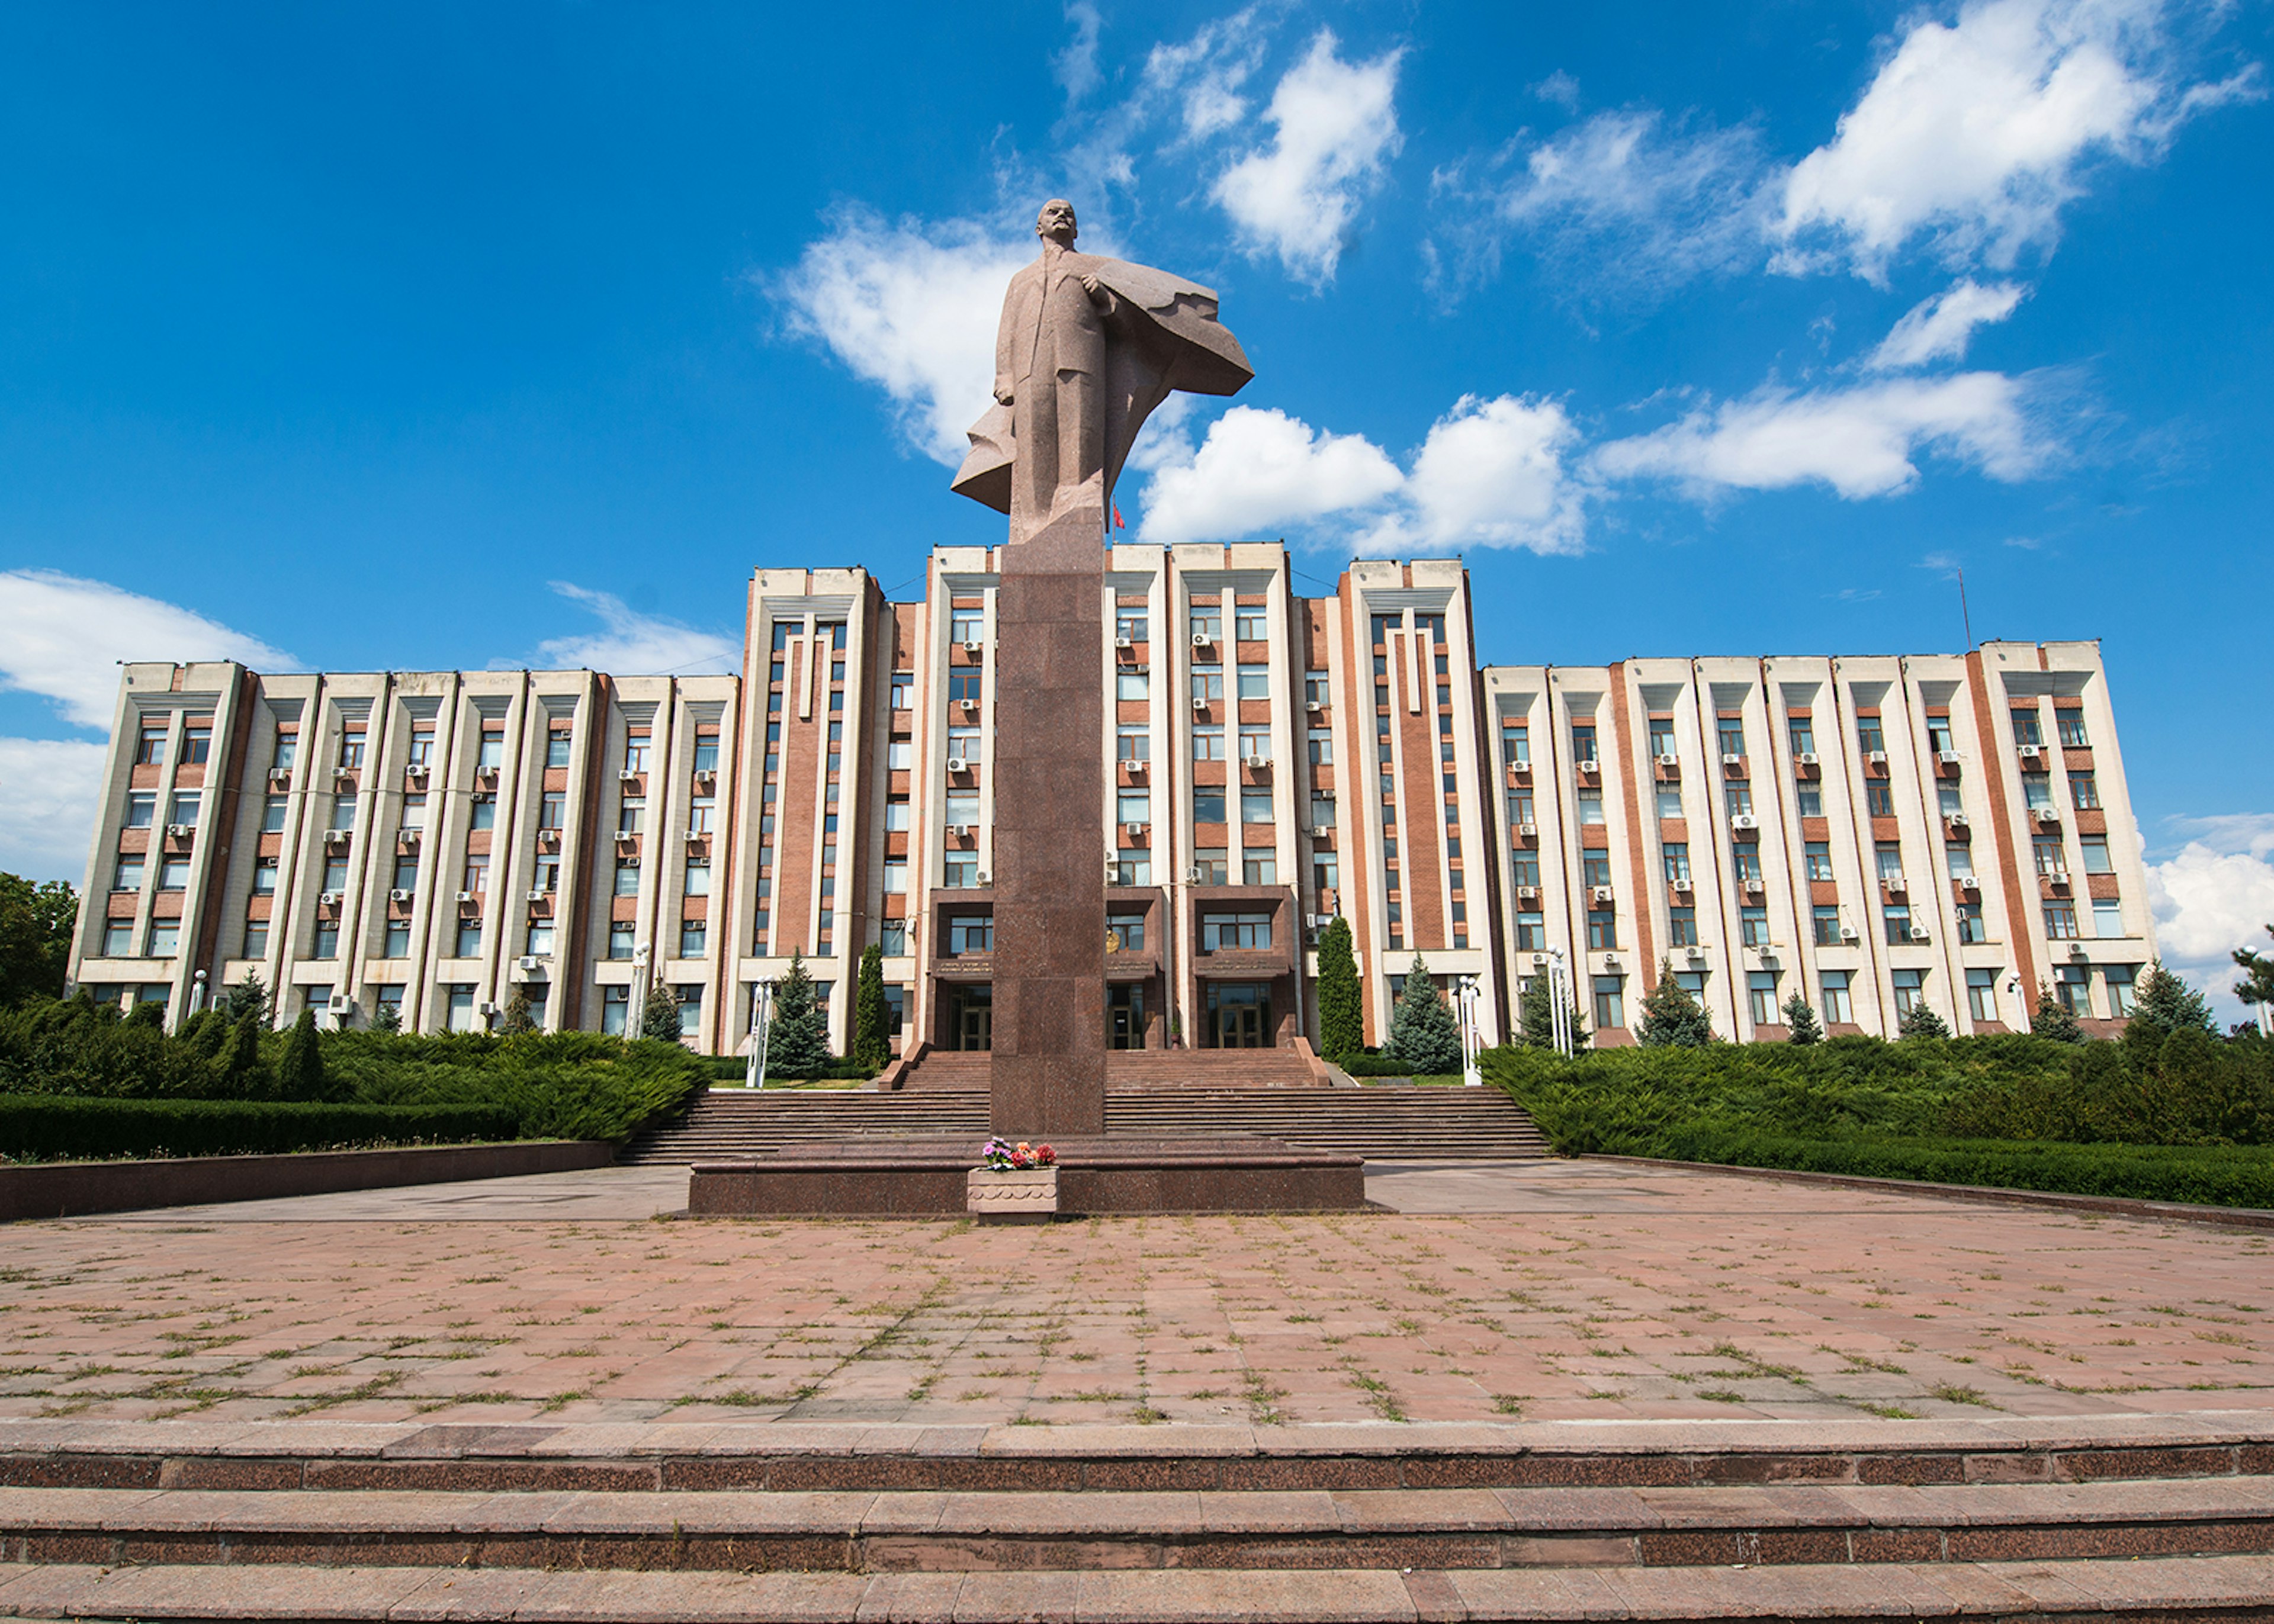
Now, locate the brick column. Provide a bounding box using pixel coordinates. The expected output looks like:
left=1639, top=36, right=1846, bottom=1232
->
left=989, top=506, right=1108, bottom=1137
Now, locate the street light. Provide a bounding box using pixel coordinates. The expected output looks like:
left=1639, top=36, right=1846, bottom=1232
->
left=746, top=980, right=778, bottom=1090
left=1546, top=947, right=1575, bottom=1058
left=1455, top=975, right=1484, bottom=1087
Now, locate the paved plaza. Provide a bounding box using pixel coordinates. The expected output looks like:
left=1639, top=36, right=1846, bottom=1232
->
left=2, top=1161, right=2267, bottom=1431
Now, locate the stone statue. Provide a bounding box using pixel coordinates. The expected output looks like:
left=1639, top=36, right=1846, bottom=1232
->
left=953, top=200, right=1252, bottom=542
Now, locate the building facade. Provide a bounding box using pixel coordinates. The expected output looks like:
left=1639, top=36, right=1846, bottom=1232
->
left=67, top=544, right=2156, bottom=1052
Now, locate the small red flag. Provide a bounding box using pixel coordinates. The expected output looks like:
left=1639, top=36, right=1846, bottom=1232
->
left=1112, top=505, right=1125, bottom=531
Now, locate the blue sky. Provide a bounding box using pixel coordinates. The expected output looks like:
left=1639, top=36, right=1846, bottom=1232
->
left=1, top=0, right=2269, bottom=1012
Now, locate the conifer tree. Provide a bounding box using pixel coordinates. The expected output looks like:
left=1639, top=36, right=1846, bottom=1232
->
left=218, top=1007, right=266, bottom=1095
left=370, top=999, right=401, bottom=1034
left=220, top=969, right=270, bottom=1026
left=2029, top=984, right=2084, bottom=1043
left=1383, top=954, right=1463, bottom=1075
left=1781, top=992, right=1822, bottom=1045
left=852, top=944, right=891, bottom=1070
left=498, top=989, right=537, bottom=1035
left=275, top=1008, right=327, bottom=1100
left=2237, top=926, right=2274, bottom=1034
left=766, top=951, right=830, bottom=1077
left=1897, top=1000, right=1951, bottom=1040
left=1315, top=916, right=1362, bottom=1060
left=640, top=982, right=685, bottom=1043
left=2130, top=960, right=2216, bottom=1037
left=1635, top=960, right=1714, bottom=1047
left=1517, top=971, right=1589, bottom=1053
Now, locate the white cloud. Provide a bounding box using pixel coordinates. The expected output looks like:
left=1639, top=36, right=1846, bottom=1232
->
left=773, top=207, right=1033, bottom=465
left=1055, top=1, right=1104, bottom=104
left=0, top=737, right=107, bottom=884
left=1590, top=372, right=2043, bottom=499
left=1356, top=395, right=1588, bottom=557
left=2147, top=815, right=2274, bottom=1024
left=0, top=568, right=296, bottom=732
left=1212, top=30, right=1404, bottom=285
left=1867, top=279, right=2029, bottom=370
left=1139, top=8, right=1267, bottom=144
left=531, top=586, right=738, bottom=676
left=1138, top=406, right=1403, bottom=545
left=1775, top=0, right=2262, bottom=278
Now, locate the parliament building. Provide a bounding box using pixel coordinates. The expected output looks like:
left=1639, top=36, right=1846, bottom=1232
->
left=66, top=543, right=2157, bottom=1055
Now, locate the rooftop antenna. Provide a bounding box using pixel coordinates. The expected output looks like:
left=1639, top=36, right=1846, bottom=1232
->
left=1957, top=568, right=1974, bottom=652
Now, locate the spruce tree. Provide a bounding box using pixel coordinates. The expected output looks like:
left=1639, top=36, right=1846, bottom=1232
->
left=2130, top=960, right=2215, bottom=1037
left=220, top=969, right=270, bottom=1025
left=1897, top=1001, right=1951, bottom=1040
left=498, top=989, right=537, bottom=1035
left=852, top=944, right=891, bottom=1071
left=2029, top=983, right=2084, bottom=1043
left=1315, top=916, right=1362, bottom=1060
left=275, top=1009, right=327, bottom=1100
left=640, top=982, right=685, bottom=1043
left=1517, top=972, right=1589, bottom=1053
left=1781, top=992, right=1822, bottom=1045
left=1634, top=960, right=1714, bottom=1047
left=766, top=951, right=830, bottom=1077
left=1383, top=954, right=1463, bottom=1075
left=370, top=999, right=401, bottom=1034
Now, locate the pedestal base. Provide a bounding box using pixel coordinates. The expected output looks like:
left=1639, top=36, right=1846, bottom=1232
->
left=688, top=1137, right=1369, bottom=1217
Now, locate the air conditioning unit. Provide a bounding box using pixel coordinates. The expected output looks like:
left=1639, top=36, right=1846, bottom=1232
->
left=1671, top=878, right=1693, bottom=895
left=1884, top=876, right=1907, bottom=893
left=1517, top=821, right=1539, bottom=839
left=1311, top=824, right=1333, bottom=838
left=525, top=887, right=547, bottom=902
left=1909, top=926, right=1932, bottom=943
left=1731, top=813, right=1758, bottom=831
left=518, top=955, right=544, bottom=973
left=1796, top=751, right=1819, bottom=768
left=1868, top=749, right=1888, bottom=766
left=959, top=697, right=978, bottom=711
left=614, top=829, right=638, bottom=844
left=266, top=768, right=291, bottom=787
left=962, top=639, right=984, bottom=656
left=1515, top=885, right=1540, bottom=902
left=1686, top=946, right=1707, bottom=963
left=1191, top=631, right=1211, bottom=648
left=165, top=822, right=194, bottom=838
left=1242, top=754, right=1268, bottom=770
left=1531, top=952, right=1549, bottom=968
left=332, top=768, right=355, bottom=786
left=1192, top=697, right=1209, bottom=712
left=538, top=827, right=562, bottom=845
left=1721, top=752, right=1744, bottom=768
left=479, top=1002, right=498, bottom=1018
left=1506, top=764, right=1530, bottom=784
left=1115, top=635, right=1133, bottom=650
left=946, top=756, right=968, bottom=773
left=1577, top=757, right=1600, bottom=773
left=405, top=764, right=428, bottom=782
left=1305, top=699, right=1322, bottom=714
left=455, top=889, right=476, bottom=903
left=1840, top=924, right=1860, bottom=941
left=326, top=994, right=352, bottom=1014
left=1946, top=811, right=1970, bottom=827
left=1123, top=758, right=1145, bottom=774
left=1601, top=953, right=1620, bottom=969
left=398, top=828, right=421, bottom=846
left=1185, top=866, right=1203, bottom=883
left=1590, top=885, right=1615, bottom=904
left=319, top=889, right=342, bottom=906
left=1124, top=821, right=1147, bottom=837
left=1655, top=752, right=1679, bottom=768
left=685, top=828, right=706, bottom=842
left=323, top=828, right=351, bottom=844
left=618, top=769, right=639, bottom=782
left=1938, top=749, right=1961, bottom=765
left=692, top=767, right=716, bottom=784
left=952, top=824, right=971, bottom=837
left=388, top=887, right=413, bottom=903
left=2018, top=743, right=2042, bottom=762
left=2069, top=941, right=2091, bottom=960
left=1308, top=913, right=1329, bottom=929
left=1743, top=877, right=1765, bottom=894
left=975, top=870, right=990, bottom=885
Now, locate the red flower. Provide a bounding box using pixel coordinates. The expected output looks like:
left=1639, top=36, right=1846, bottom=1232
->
left=1036, top=1143, right=1056, bottom=1166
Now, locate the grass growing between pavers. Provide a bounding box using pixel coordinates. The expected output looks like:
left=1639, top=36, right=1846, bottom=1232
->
left=2, top=1169, right=2270, bottom=1429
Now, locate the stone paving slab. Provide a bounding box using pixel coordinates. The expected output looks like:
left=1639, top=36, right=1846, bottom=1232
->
left=3, top=1161, right=2270, bottom=1434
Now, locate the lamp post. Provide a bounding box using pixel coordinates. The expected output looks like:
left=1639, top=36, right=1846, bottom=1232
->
left=745, top=980, right=778, bottom=1091
left=1546, top=947, right=1575, bottom=1058
left=2006, top=973, right=2028, bottom=1033
left=1455, top=975, right=1483, bottom=1087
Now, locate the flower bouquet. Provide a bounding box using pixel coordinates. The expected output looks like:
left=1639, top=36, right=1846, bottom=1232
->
left=979, top=1136, right=1057, bottom=1171
left=968, top=1137, right=1059, bottom=1221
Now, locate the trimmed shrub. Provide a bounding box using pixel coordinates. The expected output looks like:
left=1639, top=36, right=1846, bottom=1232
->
left=0, top=1097, right=519, bottom=1163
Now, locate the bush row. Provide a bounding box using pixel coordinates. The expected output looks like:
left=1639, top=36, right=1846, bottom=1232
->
left=0, top=1096, right=521, bottom=1162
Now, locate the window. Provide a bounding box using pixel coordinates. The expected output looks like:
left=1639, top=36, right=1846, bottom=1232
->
left=2053, top=966, right=2090, bottom=1015
left=1313, top=851, right=1338, bottom=895
left=1875, top=842, right=1904, bottom=881
left=391, top=856, right=417, bottom=892
left=943, top=854, right=980, bottom=888
left=400, top=793, right=427, bottom=832
left=2106, top=964, right=2138, bottom=1015
left=1796, top=783, right=1824, bottom=818
left=606, top=921, right=635, bottom=960
left=1733, top=844, right=1762, bottom=884
left=1821, top=970, right=1853, bottom=1025
left=525, top=921, right=555, bottom=958
left=2022, top=772, right=2054, bottom=811
left=2010, top=708, right=2043, bottom=747
left=1242, top=852, right=1277, bottom=886
left=337, top=731, right=366, bottom=770
left=1239, top=726, right=1271, bottom=764
left=462, top=855, right=489, bottom=895
left=1938, top=784, right=1964, bottom=818
left=1661, top=843, right=1691, bottom=883
left=1717, top=718, right=1745, bottom=758
left=1955, top=902, right=1986, bottom=943
left=322, top=855, right=349, bottom=892
left=1191, top=848, right=1229, bottom=885
left=1855, top=715, right=1885, bottom=756
left=1570, top=722, right=1598, bottom=764
left=1668, top=907, right=1698, bottom=947
left=679, top=920, right=708, bottom=958
left=1749, top=971, right=1780, bottom=1027
left=1241, top=787, right=1272, bottom=825
left=1788, top=718, right=1816, bottom=756
left=887, top=739, right=914, bottom=770
left=2032, top=835, right=2066, bottom=877
left=1113, top=848, right=1152, bottom=887
left=1865, top=783, right=1895, bottom=818
left=1234, top=606, right=1268, bottom=642
left=1202, top=911, right=1273, bottom=950
left=2070, top=771, right=2100, bottom=810
left=1884, top=903, right=1913, bottom=944
left=676, top=985, right=702, bottom=1038
left=313, top=921, right=339, bottom=960
left=1508, top=790, right=1536, bottom=825
left=2093, top=898, right=2124, bottom=938
left=948, top=671, right=982, bottom=707
left=1582, top=852, right=1613, bottom=887
left=1115, top=607, right=1148, bottom=643
left=2044, top=901, right=2080, bottom=939
left=949, top=914, right=993, bottom=953
left=533, top=854, right=560, bottom=894
left=1804, top=841, right=1833, bottom=882
left=2057, top=711, right=2089, bottom=747
left=1235, top=665, right=1268, bottom=700
left=614, top=859, right=640, bottom=897
left=1891, top=968, right=1926, bottom=1017
left=683, top=858, right=711, bottom=896
left=1740, top=906, right=1769, bottom=947
left=125, top=792, right=156, bottom=829
left=454, top=919, right=482, bottom=957
left=1191, top=787, right=1226, bottom=824
left=1116, top=670, right=1149, bottom=702
left=1926, top=718, right=1954, bottom=755
left=1305, top=728, right=1332, bottom=766
left=1190, top=664, right=1223, bottom=703
left=477, top=729, right=505, bottom=770
left=135, top=721, right=168, bottom=766
left=1502, top=722, right=1530, bottom=764
left=601, top=985, right=629, bottom=1035
left=1947, top=842, right=1975, bottom=879
left=1592, top=976, right=1625, bottom=1031
left=622, top=737, right=650, bottom=775
left=611, top=796, right=644, bottom=835
left=169, top=792, right=201, bottom=829
left=683, top=796, right=714, bottom=836
left=1515, top=912, right=1545, bottom=950
left=470, top=795, right=496, bottom=831
left=1724, top=783, right=1754, bottom=818
left=1965, top=968, right=1999, bottom=1023
left=181, top=726, right=210, bottom=765
left=1117, top=726, right=1151, bottom=763
left=101, top=921, right=133, bottom=956
left=1586, top=909, right=1617, bottom=950
left=1647, top=718, right=1675, bottom=758
left=1189, top=606, right=1221, bottom=644
left=538, top=730, right=568, bottom=768
left=1655, top=787, right=1683, bottom=819
left=1191, top=726, right=1225, bottom=762
left=947, top=726, right=981, bottom=765
left=1509, top=850, right=1539, bottom=890
left=878, top=854, right=908, bottom=896
left=1577, top=788, right=1605, bottom=825
left=2080, top=835, right=2114, bottom=874
left=949, top=607, right=985, bottom=643
left=1107, top=912, right=1146, bottom=951
left=113, top=856, right=144, bottom=892
left=1813, top=905, right=1843, bottom=946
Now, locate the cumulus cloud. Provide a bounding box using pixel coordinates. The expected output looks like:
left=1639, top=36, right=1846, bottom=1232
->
left=1590, top=372, right=2044, bottom=499
left=1213, top=30, right=1404, bottom=285
left=2147, top=814, right=2274, bottom=1024
left=1054, top=1, right=1104, bottom=105
left=1357, top=395, right=1588, bottom=557
left=1867, top=279, right=2030, bottom=370
left=1139, top=7, right=1268, bottom=145
left=0, top=737, right=108, bottom=884
left=531, top=585, right=738, bottom=677
left=0, top=568, right=296, bottom=732
left=1138, top=406, right=1403, bottom=545
left=773, top=207, right=1033, bottom=465
left=1775, top=0, right=2263, bottom=278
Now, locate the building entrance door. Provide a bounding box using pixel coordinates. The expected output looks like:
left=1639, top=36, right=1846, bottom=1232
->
left=952, top=987, right=993, bottom=1051
left=1108, top=985, right=1145, bottom=1049
left=1205, top=983, right=1271, bottom=1048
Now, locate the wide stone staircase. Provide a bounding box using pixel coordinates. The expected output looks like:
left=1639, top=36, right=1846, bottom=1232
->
left=621, top=1080, right=1550, bottom=1165
left=3, top=1415, right=2269, bottom=1620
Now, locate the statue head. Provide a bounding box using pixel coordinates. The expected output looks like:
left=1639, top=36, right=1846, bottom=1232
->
left=1035, top=198, right=1078, bottom=247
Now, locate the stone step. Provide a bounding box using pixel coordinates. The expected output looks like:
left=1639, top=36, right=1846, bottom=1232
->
left=8, top=1554, right=2274, bottom=1622
left=7, top=1478, right=2274, bottom=1573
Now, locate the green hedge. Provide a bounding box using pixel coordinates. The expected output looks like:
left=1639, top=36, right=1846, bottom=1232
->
left=0, top=1097, right=521, bottom=1162
left=1654, top=1128, right=2274, bottom=1210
